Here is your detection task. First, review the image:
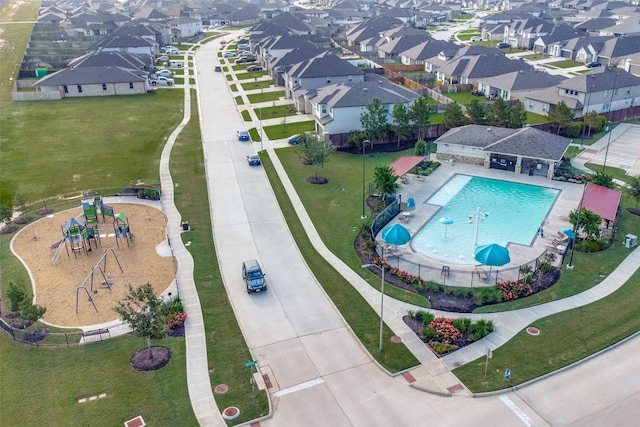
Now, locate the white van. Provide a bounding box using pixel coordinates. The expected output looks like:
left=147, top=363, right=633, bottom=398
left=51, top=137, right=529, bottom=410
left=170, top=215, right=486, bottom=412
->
left=169, top=60, right=183, bottom=68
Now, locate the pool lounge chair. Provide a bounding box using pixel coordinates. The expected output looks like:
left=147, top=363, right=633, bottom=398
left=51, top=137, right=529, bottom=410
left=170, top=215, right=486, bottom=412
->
left=475, top=266, right=489, bottom=280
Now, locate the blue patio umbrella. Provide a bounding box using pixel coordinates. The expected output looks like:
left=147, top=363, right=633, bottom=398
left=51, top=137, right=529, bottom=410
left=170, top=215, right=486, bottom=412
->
left=382, top=223, right=411, bottom=246
left=406, top=197, right=416, bottom=210
left=474, top=243, right=511, bottom=273
left=561, top=227, right=576, bottom=239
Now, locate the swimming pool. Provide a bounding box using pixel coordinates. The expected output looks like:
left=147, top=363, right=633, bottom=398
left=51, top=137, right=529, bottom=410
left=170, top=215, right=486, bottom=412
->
left=411, top=175, right=559, bottom=265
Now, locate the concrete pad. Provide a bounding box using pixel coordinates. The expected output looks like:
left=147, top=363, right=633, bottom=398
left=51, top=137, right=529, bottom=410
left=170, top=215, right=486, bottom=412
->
left=253, top=338, right=320, bottom=390
left=299, top=328, right=371, bottom=376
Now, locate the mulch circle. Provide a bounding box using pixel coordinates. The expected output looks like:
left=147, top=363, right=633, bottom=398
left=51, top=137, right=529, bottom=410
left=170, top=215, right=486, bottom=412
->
left=130, top=346, right=172, bottom=371
left=167, top=325, right=185, bottom=337
left=214, top=384, right=228, bottom=394
left=390, top=335, right=402, bottom=343
left=527, top=327, right=541, bottom=336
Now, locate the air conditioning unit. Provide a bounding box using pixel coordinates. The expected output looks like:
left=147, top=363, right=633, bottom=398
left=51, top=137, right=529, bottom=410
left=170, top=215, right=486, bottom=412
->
left=624, top=234, right=637, bottom=248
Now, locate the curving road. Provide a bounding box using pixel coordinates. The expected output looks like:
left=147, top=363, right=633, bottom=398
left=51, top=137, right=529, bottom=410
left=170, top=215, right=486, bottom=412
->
left=188, top=33, right=640, bottom=426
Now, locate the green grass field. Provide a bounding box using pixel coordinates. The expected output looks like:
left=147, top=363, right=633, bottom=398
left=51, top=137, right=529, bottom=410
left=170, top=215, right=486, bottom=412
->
left=246, top=90, right=286, bottom=104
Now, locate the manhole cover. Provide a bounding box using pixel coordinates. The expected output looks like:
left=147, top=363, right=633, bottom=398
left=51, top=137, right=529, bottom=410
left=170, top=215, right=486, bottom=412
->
left=527, top=327, right=540, bottom=336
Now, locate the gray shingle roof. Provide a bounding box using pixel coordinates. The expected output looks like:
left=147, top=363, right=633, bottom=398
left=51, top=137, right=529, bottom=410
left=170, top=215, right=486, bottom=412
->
left=436, top=125, right=571, bottom=161
left=559, top=67, right=640, bottom=93
left=288, top=52, right=365, bottom=79
left=34, top=66, right=147, bottom=86
left=308, top=74, right=419, bottom=108
left=480, top=69, right=567, bottom=92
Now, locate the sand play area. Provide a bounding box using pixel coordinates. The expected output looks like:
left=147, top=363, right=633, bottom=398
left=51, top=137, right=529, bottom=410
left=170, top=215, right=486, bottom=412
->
left=11, top=202, right=176, bottom=328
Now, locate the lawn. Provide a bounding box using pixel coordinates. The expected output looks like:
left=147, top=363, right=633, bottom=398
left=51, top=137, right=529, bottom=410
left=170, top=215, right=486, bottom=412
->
left=241, top=80, right=273, bottom=91
left=0, top=91, right=183, bottom=207
left=0, top=334, right=196, bottom=426
left=454, top=269, right=640, bottom=392
left=254, top=104, right=297, bottom=120
left=235, top=72, right=268, bottom=80
left=442, top=91, right=485, bottom=104
left=546, top=60, right=583, bottom=69
left=263, top=120, right=315, bottom=140
left=247, top=90, right=286, bottom=104
left=526, top=112, right=548, bottom=125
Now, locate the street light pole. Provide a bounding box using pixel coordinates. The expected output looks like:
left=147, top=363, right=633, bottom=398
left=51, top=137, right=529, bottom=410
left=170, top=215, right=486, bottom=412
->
left=362, top=263, right=385, bottom=352
left=602, top=122, right=612, bottom=172
left=473, top=207, right=489, bottom=246
left=361, top=140, right=369, bottom=219
left=602, top=70, right=619, bottom=171
left=567, top=183, right=586, bottom=269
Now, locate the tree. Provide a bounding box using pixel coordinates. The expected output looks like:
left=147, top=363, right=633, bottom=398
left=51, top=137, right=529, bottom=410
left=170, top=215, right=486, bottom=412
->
left=409, top=96, right=432, bottom=139
left=18, top=300, right=47, bottom=329
left=414, top=139, right=427, bottom=156
left=442, top=102, right=468, bottom=130
left=466, top=100, right=487, bottom=125
left=391, top=102, right=412, bottom=147
left=298, top=133, right=336, bottom=182
left=347, top=130, right=368, bottom=150
left=592, top=171, right=614, bottom=189
left=487, top=97, right=509, bottom=127
left=583, top=110, right=601, bottom=137
left=114, top=283, right=170, bottom=360
left=625, top=175, right=640, bottom=208
left=360, top=97, right=388, bottom=143
left=547, top=101, right=574, bottom=135
left=0, top=204, right=12, bottom=223
left=6, top=282, right=27, bottom=312
left=373, top=164, right=399, bottom=198
left=506, top=100, right=528, bottom=129
left=569, top=207, right=602, bottom=241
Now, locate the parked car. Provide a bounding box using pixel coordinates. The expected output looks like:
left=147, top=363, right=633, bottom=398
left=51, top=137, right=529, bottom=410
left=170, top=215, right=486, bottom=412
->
left=235, top=58, right=249, bottom=64
left=288, top=134, right=299, bottom=145
left=220, top=39, right=226, bottom=45
left=169, top=60, right=183, bottom=68
left=214, top=65, right=222, bottom=72
left=242, top=259, right=267, bottom=293
left=168, top=48, right=180, bottom=55
left=237, top=38, right=248, bottom=44
left=237, top=130, right=250, bottom=141
left=470, top=36, right=482, bottom=42
left=223, top=51, right=236, bottom=58
left=497, top=42, right=511, bottom=49
left=244, top=57, right=257, bottom=63
left=246, top=65, right=262, bottom=72
left=156, top=69, right=173, bottom=77
left=586, top=62, right=602, bottom=68
left=237, top=44, right=250, bottom=50
left=247, top=154, right=261, bottom=165
left=441, top=26, right=449, bottom=30
left=157, top=55, right=169, bottom=62
left=151, top=76, right=174, bottom=86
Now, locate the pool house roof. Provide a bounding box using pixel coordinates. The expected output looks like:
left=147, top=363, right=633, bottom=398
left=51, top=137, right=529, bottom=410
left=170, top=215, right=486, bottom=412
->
left=435, top=125, right=572, bottom=162
left=389, top=156, right=426, bottom=177
left=582, top=183, right=621, bottom=223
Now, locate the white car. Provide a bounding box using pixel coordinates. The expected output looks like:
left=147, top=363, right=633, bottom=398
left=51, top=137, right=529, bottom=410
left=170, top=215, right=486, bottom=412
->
left=157, top=76, right=174, bottom=86
left=223, top=52, right=237, bottom=58
left=156, top=69, right=173, bottom=77
left=470, top=36, right=482, bottom=42
left=168, top=48, right=180, bottom=55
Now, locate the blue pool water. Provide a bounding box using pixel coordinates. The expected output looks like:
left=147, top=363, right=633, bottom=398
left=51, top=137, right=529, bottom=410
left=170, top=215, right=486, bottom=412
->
left=411, top=175, right=559, bottom=265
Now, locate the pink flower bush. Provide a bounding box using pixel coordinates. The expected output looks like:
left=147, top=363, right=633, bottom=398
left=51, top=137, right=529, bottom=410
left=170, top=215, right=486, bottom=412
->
left=167, top=311, right=188, bottom=329
left=428, top=317, right=462, bottom=344
left=373, top=258, right=424, bottom=287
left=497, top=280, right=533, bottom=301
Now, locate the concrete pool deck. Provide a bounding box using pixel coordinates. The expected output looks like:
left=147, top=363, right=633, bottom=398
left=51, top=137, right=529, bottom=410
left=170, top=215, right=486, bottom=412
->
left=376, top=158, right=586, bottom=287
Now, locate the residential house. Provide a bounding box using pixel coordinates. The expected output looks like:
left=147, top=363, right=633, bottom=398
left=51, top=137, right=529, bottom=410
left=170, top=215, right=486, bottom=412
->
left=586, top=35, right=640, bottom=67
left=33, top=66, right=149, bottom=98
left=543, top=35, right=614, bottom=61
left=477, top=68, right=567, bottom=102
left=423, top=45, right=501, bottom=75
left=376, top=34, right=432, bottom=60
left=599, top=15, right=640, bottom=36
left=256, top=34, right=318, bottom=65
left=437, top=53, right=533, bottom=85
left=399, top=38, right=458, bottom=65
left=167, top=17, right=202, bottom=39
left=435, top=125, right=572, bottom=178
left=504, top=17, right=556, bottom=49
left=345, top=15, right=403, bottom=53
left=269, top=11, right=316, bottom=35
left=524, top=67, right=640, bottom=117
left=268, top=46, right=326, bottom=86
left=228, top=4, right=261, bottom=27
left=90, top=34, right=158, bottom=56
left=302, top=74, right=420, bottom=138
left=530, top=24, right=579, bottom=53
left=285, top=51, right=366, bottom=103
left=68, top=51, right=154, bottom=72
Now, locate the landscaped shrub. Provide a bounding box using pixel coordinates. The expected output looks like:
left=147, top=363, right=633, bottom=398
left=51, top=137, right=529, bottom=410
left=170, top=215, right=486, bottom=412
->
left=565, top=121, right=583, bottom=138
left=452, top=317, right=471, bottom=332
left=430, top=342, right=458, bottom=355
left=581, top=238, right=607, bottom=252
left=473, top=287, right=501, bottom=305
left=373, top=259, right=424, bottom=288
left=467, top=319, right=494, bottom=342
left=6, top=282, right=27, bottom=312
left=414, top=309, right=435, bottom=324
left=428, top=317, right=462, bottom=344
left=497, top=280, right=532, bottom=301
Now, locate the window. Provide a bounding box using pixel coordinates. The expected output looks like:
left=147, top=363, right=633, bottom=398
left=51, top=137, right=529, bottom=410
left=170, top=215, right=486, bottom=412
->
left=627, top=88, right=631, bottom=95
left=528, top=100, right=534, bottom=109
left=613, top=88, right=618, bottom=96
left=321, top=104, right=327, bottom=114
left=63, top=85, right=68, bottom=94
left=348, top=75, right=352, bottom=82
left=603, top=103, right=610, bottom=111
left=603, top=90, right=608, bottom=98
left=77, top=85, right=82, bottom=93
left=326, top=77, right=331, bottom=83
left=542, top=103, right=548, bottom=112
left=129, top=82, right=134, bottom=89
left=102, top=84, right=107, bottom=91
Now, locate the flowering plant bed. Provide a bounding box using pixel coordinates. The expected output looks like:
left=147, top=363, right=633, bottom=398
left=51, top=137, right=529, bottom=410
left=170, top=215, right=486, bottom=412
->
left=404, top=310, right=494, bottom=356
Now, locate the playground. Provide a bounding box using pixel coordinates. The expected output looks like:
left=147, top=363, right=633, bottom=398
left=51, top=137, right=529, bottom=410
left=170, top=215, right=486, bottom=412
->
left=11, top=201, right=175, bottom=327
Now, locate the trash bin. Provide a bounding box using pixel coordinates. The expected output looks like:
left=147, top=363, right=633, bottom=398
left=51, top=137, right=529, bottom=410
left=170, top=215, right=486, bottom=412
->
left=182, top=221, right=189, bottom=231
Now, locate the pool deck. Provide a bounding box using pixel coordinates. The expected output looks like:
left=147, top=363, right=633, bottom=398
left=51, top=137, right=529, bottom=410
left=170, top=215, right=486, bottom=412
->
left=377, top=158, right=585, bottom=287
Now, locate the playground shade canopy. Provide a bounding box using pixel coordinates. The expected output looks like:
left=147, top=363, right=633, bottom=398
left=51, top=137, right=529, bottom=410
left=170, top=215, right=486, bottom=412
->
left=582, top=183, right=621, bottom=223
left=389, top=156, right=426, bottom=177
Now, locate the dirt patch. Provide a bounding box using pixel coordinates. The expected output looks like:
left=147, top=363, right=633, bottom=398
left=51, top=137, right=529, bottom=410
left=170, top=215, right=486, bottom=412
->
left=11, top=203, right=175, bottom=327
